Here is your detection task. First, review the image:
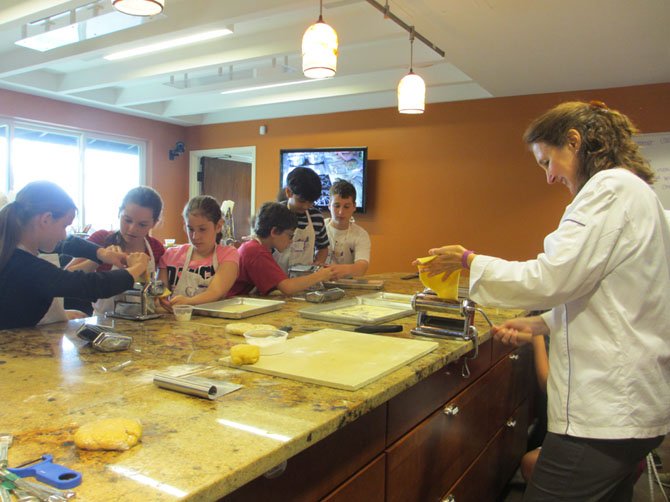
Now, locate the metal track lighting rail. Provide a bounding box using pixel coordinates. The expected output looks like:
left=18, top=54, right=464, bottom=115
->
left=363, top=0, right=445, bottom=58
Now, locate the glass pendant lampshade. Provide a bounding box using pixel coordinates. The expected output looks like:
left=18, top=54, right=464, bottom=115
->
left=398, top=29, right=425, bottom=114
left=302, top=8, right=338, bottom=79
left=112, top=0, right=165, bottom=17
left=397, top=71, right=425, bottom=114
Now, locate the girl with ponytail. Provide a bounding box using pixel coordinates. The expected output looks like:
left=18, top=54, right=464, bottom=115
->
left=0, top=181, right=150, bottom=329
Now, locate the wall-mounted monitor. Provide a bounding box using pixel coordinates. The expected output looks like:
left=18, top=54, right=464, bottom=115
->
left=279, top=147, right=368, bottom=212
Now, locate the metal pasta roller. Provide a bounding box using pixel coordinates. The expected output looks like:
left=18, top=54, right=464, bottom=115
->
left=305, top=288, right=346, bottom=303
left=410, top=290, right=493, bottom=376
left=288, top=265, right=324, bottom=291
left=76, top=324, right=132, bottom=352
left=411, top=291, right=483, bottom=340
left=107, top=279, right=165, bottom=321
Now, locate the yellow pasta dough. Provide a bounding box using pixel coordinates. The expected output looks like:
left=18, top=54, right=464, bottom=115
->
left=74, top=418, right=142, bottom=451
left=225, top=323, right=276, bottom=335
left=225, top=323, right=255, bottom=335
left=230, top=344, right=260, bottom=365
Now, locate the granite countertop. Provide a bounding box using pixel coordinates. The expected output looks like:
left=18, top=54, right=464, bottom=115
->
left=0, top=274, right=521, bottom=500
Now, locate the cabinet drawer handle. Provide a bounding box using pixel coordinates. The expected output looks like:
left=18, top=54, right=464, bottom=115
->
left=508, top=354, right=519, bottom=361
left=441, top=495, right=455, bottom=502
left=444, top=405, right=460, bottom=416
left=506, top=419, right=517, bottom=428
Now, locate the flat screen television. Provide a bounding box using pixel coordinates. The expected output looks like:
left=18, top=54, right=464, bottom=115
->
left=279, top=147, right=368, bottom=212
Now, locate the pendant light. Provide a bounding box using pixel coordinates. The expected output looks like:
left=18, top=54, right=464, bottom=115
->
left=302, top=0, right=338, bottom=79
left=112, top=0, right=165, bottom=17
left=397, top=28, right=425, bottom=114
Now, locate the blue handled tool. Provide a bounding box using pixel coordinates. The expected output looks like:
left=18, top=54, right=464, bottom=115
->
left=8, top=454, right=82, bottom=489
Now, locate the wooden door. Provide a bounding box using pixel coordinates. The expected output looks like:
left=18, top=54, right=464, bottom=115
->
left=201, top=157, right=252, bottom=238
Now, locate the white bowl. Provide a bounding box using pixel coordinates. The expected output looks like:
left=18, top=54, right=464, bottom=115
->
left=243, top=329, right=288, bottom=355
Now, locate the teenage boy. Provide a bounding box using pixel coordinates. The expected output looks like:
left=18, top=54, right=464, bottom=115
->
left=228, top=202, right=334, bottom=296
left=273, top=167, right=330, bottom=272
left=325, top=179, right=371, bottom=279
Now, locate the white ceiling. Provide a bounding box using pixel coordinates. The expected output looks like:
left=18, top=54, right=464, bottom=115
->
left=0, top=0, right=668, bottom=126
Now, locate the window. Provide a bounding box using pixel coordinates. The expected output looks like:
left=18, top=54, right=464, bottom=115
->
left=0, top=119, right=144, bottom=232
left=84, top=138, right=141, bottom=231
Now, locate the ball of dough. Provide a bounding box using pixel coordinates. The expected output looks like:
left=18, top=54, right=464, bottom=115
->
left=230, top=344, right=260, bottom=365
left=225, top=323, right=276, bottom=335
left=225, top=322, right=255, bottom=335
left=74, top=418, right=142, bottom=451
left=252, top=324, right=276, bottom=331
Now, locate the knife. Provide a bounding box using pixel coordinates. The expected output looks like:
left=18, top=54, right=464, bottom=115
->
left=354, top=324, right=403, bottom=334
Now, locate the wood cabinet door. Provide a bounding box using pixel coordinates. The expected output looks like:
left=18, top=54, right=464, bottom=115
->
left=387, top=340, right=492, bottom=445
left=444, top=400, right=529, bottom=502
left=322, top=454, right=385, bottom=502
left=489, top=345, right=533, bottom=425
left=223, top=405, right=386, bottom=502
left=386, top=345, right=531, bottom=502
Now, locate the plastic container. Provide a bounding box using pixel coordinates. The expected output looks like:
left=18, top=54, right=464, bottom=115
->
left=243, top=328, right=288, bottom=355
left=173, top=305, right=193, bottom=322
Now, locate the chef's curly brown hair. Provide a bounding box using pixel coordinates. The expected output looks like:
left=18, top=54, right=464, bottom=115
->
left=523, top=101, right=654, bottom=192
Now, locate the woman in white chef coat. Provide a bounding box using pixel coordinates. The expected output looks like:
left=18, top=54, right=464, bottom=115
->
left=416, top=101, right=670, bottom=501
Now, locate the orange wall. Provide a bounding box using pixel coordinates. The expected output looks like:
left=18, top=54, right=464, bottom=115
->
left=3, top=84, right=668, bottom=273
left=0, top=88, right=189, bottom=241
left=186, top=83, right=670, bottom=273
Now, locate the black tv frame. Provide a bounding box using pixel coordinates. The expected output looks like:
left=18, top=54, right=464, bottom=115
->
left=279, top=147, right=368, bottom=213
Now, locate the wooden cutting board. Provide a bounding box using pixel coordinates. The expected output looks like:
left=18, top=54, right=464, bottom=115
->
left=231, top=329, right=439, bottom=391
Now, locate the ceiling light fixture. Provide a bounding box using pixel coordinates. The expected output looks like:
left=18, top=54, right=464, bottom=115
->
left=112, top=0, right=165, bottom=17
left=302, top=0, right=338, bottom=79
left=104, top=28, right=233, bottom=60
left=397, top=28, right=425, bottom=114
left=363, top=0, right=444, bottom=114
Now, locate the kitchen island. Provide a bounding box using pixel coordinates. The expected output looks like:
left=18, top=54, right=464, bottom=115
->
left=0, top=274, right=531, bottom=501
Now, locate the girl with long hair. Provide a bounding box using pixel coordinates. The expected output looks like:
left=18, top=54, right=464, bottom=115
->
left=0, top=181, right=149, bottom=329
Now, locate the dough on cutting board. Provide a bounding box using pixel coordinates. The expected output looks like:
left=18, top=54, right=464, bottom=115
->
left=74, top=418, right=142, bottom=451
left=225, top=323, right=276, bottom=335
left=230, top=344, right=260, bottom=365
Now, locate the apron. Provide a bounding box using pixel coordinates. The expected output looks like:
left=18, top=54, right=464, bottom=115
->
left=274, top=210, right=316, bottom=273
left=37, top=253, right=68, bottom=325
left=327, top=222, right=353, bottom=265
left=93, top=238, right=157, bottom=316
left=172, top=245, right=219, bottom=297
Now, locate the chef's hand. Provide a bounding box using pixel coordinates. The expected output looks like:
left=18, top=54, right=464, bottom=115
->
left=411, top=245, right=468, bottom=277
left=491, top=324, right=532, bottom=346
left=491, top=316, right=549, bottom=346
left=125, top=252, right=150, bottom=281
left=97, top=245, right=127, bottom=268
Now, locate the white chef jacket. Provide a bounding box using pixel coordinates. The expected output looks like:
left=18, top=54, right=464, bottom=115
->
left=469, top=168, right=670, bottom=439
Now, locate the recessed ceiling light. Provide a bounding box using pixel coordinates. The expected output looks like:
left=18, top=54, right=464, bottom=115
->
left=104, top=28, right=233, bottom=61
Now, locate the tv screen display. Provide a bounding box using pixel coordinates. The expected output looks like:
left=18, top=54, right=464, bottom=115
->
left=279, top=147, right=367, bottom=212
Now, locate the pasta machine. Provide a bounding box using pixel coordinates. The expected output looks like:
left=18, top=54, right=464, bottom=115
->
left=107, top=280, right=165, bottom=321
left=411, top=290, right=493, bottom=376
